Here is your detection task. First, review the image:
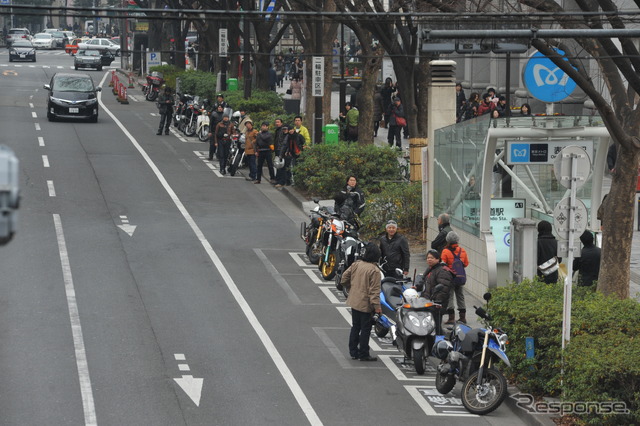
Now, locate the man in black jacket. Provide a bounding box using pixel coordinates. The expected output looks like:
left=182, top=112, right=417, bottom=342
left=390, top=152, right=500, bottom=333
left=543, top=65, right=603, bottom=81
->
left=156, top=86, right=174, bottom=135
left=431, top=213, right=452, bottom=253
left=573, top=230, right=601, bottom=286
left=379, top=220, right=410, bottom=278
left=255, top=121, right=276, bottom=184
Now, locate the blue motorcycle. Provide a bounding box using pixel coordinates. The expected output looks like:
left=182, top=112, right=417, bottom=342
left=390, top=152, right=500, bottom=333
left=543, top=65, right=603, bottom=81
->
left=373, top=272, right=411, bottom=338
left=432, top=292, right=510, bottom=415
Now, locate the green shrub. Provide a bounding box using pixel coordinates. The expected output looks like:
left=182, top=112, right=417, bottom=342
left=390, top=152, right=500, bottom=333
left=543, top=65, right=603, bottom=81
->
left=292, top=143, right=401, bottom=198
left=359, top=182, right=423, bottom=240
left=148, top=64, right=182, bottom=92
left=174, top=69, right=218, bottom=102
left=489, top=281, right=640, bottom=424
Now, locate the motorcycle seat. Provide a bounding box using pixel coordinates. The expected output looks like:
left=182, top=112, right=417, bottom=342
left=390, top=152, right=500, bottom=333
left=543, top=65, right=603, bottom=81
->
left=455, top=326, right=484, bottom=353
left=381, top=281, right=404, bottom=309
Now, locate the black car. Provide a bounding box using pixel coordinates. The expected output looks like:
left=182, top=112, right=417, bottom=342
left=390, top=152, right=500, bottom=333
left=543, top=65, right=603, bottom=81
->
left=74, top=49, right=103, bottom=70
left=44, top=73, right=102, bottom=123
left=9, top=40, right=36, bottom=62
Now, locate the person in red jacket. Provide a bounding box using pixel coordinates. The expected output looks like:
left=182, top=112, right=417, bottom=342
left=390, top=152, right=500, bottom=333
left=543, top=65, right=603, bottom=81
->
left=476, top=93, right=496, bottom=117
left=441, top=231, right=469, bottom=324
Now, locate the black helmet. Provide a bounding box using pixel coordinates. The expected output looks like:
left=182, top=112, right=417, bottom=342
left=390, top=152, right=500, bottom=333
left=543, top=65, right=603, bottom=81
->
left=432, top=340, right=453, bottom=360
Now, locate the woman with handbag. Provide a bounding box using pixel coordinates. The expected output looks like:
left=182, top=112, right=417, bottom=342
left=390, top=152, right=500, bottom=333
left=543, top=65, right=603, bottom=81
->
left=386, top=97, right=405, bottom=149
left=537, top=220, right=561, bottom=284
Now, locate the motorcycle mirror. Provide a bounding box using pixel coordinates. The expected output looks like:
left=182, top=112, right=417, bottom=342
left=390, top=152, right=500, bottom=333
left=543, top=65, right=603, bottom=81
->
left=312, top=198, right=320, bottom=203
left=483, top=292, right=492, bottom=302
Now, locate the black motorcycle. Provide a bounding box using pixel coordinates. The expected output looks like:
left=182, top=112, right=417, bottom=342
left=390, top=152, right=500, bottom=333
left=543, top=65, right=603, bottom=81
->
left=333, top=229, right=364, bottom=298
left=227, top=131, right=245, bottom=176
left=173, top=94, right=194, bottom=131
left=300, top=200, right=334, bottom=265
left=432, top=293, right=510, bottom=415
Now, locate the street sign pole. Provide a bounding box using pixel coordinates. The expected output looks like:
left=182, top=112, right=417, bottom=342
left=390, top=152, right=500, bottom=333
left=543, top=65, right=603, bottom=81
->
left=219, top=28, right=227, bottom=91
left=561, top=152, right=577, bottom=350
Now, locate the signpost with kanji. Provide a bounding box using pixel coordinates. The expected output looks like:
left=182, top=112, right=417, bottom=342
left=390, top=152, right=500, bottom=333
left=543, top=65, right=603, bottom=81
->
left=312, top=56, right=324, bottom=97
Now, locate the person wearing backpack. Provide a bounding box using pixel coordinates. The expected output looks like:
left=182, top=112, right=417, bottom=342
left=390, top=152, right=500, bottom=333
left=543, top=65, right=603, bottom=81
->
left=441, top=231, right=469, bottom=324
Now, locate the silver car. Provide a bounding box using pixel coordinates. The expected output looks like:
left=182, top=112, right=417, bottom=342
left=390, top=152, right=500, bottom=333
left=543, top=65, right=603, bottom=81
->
left=6, top=28, right=32, bottom=48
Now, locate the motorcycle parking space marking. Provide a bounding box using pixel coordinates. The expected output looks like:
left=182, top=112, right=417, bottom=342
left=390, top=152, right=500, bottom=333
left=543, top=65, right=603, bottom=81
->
left=405, top=386, right=477, bottom=417
left=335, top=307, right=395, bottom=354
left=193, top=151, right=243, bottom=178
left=289, top=252, right=313, bottom=267
left=313, top=327, right=387, bottom=370
left=378, top=355, right=436, bottom=382
left=303, top=268, right=324, bottom=284
left=318, top=287, right=341, bottom=304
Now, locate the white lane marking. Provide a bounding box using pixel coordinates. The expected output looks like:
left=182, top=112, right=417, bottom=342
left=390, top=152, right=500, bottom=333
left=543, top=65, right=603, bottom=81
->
left=174, top=375, right=204, bottom=406
left=32, top=111, right=37, bottom=118
left=42, top=155, right=49, bottom=167
left=35, top=123, right=41, bottom=131
left=116, top=215, right=136, bottom=237
left=178, top=364, right=190, bottom=371
left=404, top=385, right=477, bottom=417
left=174, top=353, right=186, bottom=361
left=53, top=214, right=98, bottom=426
left=318, top=287, right=341, bottom=304
left=254, top=248, right=302, bottom=305
left=128, top=94, right=139, bottom=102
left=98, top=74, right=322, bottom=426
left=29, top=103, right=34, bottom=108
left=378, top=355, right=434, bottom=382
left=289, top=252, right=314, bottom=267
left=47, top=180, right=56, bottom=197
left=38, top=136, right=45, bottom=146
left=334, top=307, right=392, bottom=353
left=304, top=268, right=324, bottom=284
left=57, top=65, right=64, bottom=69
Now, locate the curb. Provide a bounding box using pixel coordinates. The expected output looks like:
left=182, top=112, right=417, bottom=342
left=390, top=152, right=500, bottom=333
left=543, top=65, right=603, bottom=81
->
left=279, top=185, right=308, bottom=212
left=504, top=387, right=557, bottom=426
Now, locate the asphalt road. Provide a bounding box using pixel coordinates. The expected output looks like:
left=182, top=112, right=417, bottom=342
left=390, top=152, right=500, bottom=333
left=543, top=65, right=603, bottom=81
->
left=0, top=50, right=527, bottom=426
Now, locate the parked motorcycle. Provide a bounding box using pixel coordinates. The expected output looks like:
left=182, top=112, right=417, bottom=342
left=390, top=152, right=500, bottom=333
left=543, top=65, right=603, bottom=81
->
left=318, top=212, right=359, bottom=281
left=182, top=96, right=200, bottom=137
left=196, top=99, right=211, bottom=142
left=373, top=273, right=411, bottom=337
left=432, top=292, right=510, bottom=415
left=300, top=200, right=334, bottom=265
left=173, top=94, right=194, bottom=131
left=389, top=288, right=441, bottom=375
left=144, top=71, right=164, bottom=102
left=334, top=233, right=365, bottom=297
left=227, top=132, right=245, bottom=176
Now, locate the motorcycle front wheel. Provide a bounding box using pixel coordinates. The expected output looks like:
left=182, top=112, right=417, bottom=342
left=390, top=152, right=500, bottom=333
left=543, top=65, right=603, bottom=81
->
left=435, top=363, right=456, bottom=394
left=198, top=125, right=209, bottom=142
left=319, top=252, right=337, bottom=280
left=306, top=236, right=322, bottom=265
left=146, top=90, right=158, bottom=102
left=185, top=120, right=197, bottom=137
left=461, top=368, right=508, bottom=415
left=413, top=348, right=427, bottom=375
left=228, top=152, right=242, bottom=176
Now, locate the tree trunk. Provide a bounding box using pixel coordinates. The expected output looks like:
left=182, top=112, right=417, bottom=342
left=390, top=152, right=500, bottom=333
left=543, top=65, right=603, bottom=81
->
left=598, top=140, right=638, bottom=299
left=357, top=48, right=382, bottom=145
left=392, top=57, right=419, bottom=138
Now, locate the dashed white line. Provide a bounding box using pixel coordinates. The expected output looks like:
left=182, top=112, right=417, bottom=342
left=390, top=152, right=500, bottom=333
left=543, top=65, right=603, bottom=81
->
left=47, top=180, right=56, bottom=197
left=42, top=155, right=49, bottom=167
left=38, top=136, right=45, bottom=147
left=174, top=353, right=186, bottom=361
left=32, top=111, right=37, bottom=118
left=53, top=214, right=97, bottom=426
left=29, top=103, right=34, bottom=108
left=35, top=123, right=41, bottom=131
left=179, top=364, right=190, bottom=371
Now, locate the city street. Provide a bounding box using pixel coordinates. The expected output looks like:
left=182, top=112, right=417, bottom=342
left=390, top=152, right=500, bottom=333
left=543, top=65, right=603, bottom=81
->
left=0, top=50, right=530, bottom=425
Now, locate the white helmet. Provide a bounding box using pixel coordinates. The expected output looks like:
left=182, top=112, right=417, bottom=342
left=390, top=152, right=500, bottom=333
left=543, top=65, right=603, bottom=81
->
left=274, top=156, right=285, bottom=169
left=402, top=288, right=419, bottom=301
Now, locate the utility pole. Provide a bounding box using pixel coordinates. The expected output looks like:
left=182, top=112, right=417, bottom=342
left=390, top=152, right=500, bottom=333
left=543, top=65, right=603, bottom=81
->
left=243, top=5, right=251, bottom=99
left=339, top=24, right=346, bottom=113
left=313, top=0, right=323, bottom=144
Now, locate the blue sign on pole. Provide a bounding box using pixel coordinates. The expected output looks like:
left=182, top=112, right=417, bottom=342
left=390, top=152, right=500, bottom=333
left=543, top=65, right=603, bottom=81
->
left=523, top=49, right=577, bottom=103
left=0, top=0, right=10, bottom=5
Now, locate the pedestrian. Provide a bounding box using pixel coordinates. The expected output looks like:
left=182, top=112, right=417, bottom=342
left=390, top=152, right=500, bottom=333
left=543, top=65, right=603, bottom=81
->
left=462, top=92, right=480, bottom=121
left=208, top=104, right=226, bottom=160
left=341, top=242, right=382, bottom=362
left=289, top=73, right=302, bottom=100
left=381, top=78, right=396, bottom=124
left=386, top=97, right=405, bottom=149
left=334, top=175, right=365, bottom=217
left=572, top=230, right=601, bottom=287
left=441, top=231, right=469, bottom=324
left=520, top=103, right=532, bottom=117
left=255, top=121, right=276, bottom=184
left=237, top=108, right=252, bottom=134
left=289, top=57, right=302, bottom=79
left=456, top=82, right=466, bottom=122
left=273, top=119, right=287, bottom=186
left=373, top=86, right=384, bottom=137
left=537, top=220, right=561, bottom=284
left=274, top=55, right=285, bottom=87
left=294, top=115, right=311, bottom=145
left=213, top=93, right=229, bottom=110
left=477, top=93, right=496, bottom=116
left=156, top=86, right=174, bottom=135
left=268, top=63, right=277, bottom=91
left=279, top=124, right=304, bottom=186
left=244, top=120, right=258, bottom=181
left=379, top=219, right=410, bottom=278
left=339, top=102, right=359, bottom=142
left=431, top=213, right=452, bottom=253
left=495, top=95, right=509, bottom=117
left=416, top=249, right=454, bottom=334
left=214, top=114, right=235, bottom=175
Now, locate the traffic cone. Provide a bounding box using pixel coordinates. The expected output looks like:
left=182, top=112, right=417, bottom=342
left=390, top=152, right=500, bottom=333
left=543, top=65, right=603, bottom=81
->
left=354, top=67, right=359, bottom=76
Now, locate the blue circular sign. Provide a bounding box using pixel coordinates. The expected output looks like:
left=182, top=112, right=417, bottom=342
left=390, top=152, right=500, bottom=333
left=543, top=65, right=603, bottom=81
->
left=523, top=49, right=577, bottom=103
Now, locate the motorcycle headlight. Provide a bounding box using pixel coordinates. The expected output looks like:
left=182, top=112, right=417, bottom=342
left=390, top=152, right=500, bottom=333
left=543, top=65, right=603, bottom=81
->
left=422, top=314, right=435, bottom=329
left=408, top=313, right=421, bottom=327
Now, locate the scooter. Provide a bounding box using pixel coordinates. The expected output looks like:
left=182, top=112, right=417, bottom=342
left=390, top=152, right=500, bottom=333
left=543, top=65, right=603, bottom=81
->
left=144, top=71, right=164, bottom=102
left=432, top=292, right=510, bottom=415
left=373, top=272, right=411, bottom=337
left=389, top=289, right=442, bottom=375
left=196, top=99, right=211, bottom=142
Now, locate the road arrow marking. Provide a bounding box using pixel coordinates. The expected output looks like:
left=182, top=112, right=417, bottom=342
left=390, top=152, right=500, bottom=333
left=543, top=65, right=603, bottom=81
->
left=174, top=375, right=203, bottom=406
left=117, top=215, right=137, bottom=236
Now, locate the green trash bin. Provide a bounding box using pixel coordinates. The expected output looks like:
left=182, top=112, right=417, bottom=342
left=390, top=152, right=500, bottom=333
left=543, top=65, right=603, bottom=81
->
left=323, top=124, right=340, bottom=145
left=227, top=78, right=238, bottom=91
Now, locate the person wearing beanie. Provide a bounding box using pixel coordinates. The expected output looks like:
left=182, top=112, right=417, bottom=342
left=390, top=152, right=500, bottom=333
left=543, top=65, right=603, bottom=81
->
left=341, top=242, right=382, bottom=362
left=441, top=231, right=469, bottom=324
left=537, top=220, right=561, bottom=284
left=573, top=230, right=601, bottom=286
left=213, top=113, right=235, bottom=173
left=379, top=219, right=410, bottom=278
left=254, top=121, right=276, bottom=184
left=431, top=213, right=452, bottom=253
left=416, top=249, right=453, bottom=334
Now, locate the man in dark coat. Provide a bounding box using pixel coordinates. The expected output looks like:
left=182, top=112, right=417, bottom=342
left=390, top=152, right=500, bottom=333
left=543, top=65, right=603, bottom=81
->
left=386, top=97, right=404, bottom=148
left=156, top=86, right=174, bottom=135
left=379, top=220, right=410, bottom=278
left=431, top=213, right=452, bottom=253
left=537, top=220, right=561, bottom=284
left=417, top=249, right=453, bottom=334
left=573, top=230, right=601, bottom=286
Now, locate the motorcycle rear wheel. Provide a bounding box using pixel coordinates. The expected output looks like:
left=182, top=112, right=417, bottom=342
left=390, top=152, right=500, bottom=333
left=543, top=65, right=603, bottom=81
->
left=319, top=252, right=337, bottom=280
left=198, top=125, right=209, bottom=142
left=413, top=348, right=427, bottom=375
left=461, top=368, right=508, bottom=415
left=306, top=237, right=322, bottom=265
left=435, top=364, right=456, bottom=394
left=146, top=90, right=158, bottom=102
